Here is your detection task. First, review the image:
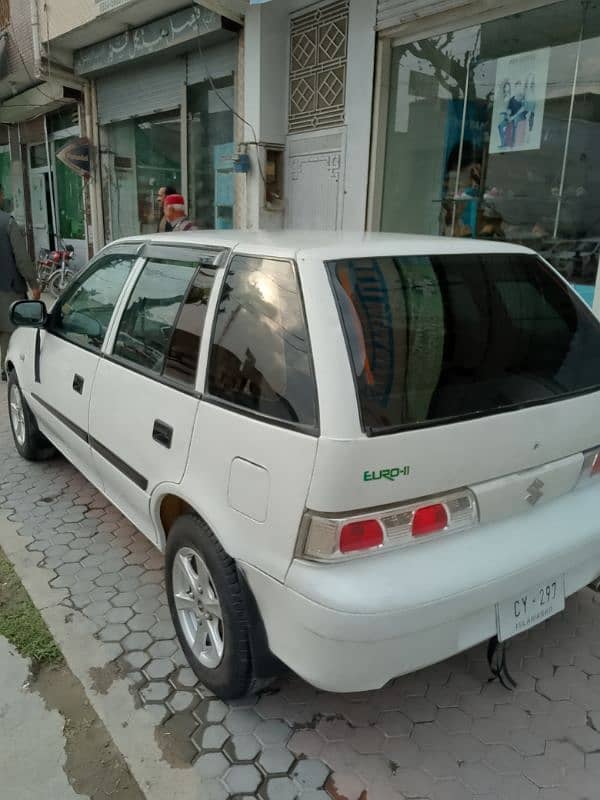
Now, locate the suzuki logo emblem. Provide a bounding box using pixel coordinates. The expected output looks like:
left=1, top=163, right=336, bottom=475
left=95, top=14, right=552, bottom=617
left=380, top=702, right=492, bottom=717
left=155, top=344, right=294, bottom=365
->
left=526, top=478, right=545, bottom=506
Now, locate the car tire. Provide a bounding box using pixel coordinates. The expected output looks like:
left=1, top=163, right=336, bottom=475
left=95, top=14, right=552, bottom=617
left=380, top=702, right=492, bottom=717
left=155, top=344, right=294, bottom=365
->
left=165, top=513, right=257, bottom=699
left=7, top=372, right=56, bottom=462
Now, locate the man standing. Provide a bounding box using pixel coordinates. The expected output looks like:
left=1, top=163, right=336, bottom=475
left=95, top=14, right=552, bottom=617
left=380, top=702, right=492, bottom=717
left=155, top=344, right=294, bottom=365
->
left=164, top=194, right=198, bottom=232
left=157, top=185, right=178, bottom=232
left=0, top=186, right=41, bottom=381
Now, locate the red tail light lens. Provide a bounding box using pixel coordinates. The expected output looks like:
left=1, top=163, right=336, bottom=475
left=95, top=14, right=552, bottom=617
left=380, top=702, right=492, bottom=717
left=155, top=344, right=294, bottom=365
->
left=412, top=504, right=448, bottom=537
left=339, top=519, right=384, bottom=553
left=592, top=454, right=600, bottom=476
left=300, top=490, right=477, bottom=561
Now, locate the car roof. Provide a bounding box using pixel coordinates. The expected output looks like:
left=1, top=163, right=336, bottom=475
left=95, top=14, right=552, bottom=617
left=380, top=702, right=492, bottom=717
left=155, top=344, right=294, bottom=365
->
left=110, top=230, right=534, bottom=261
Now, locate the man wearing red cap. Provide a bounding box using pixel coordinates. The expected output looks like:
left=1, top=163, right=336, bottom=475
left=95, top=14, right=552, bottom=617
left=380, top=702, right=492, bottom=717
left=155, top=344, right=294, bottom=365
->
left=164, top=194, right=198, bottom=232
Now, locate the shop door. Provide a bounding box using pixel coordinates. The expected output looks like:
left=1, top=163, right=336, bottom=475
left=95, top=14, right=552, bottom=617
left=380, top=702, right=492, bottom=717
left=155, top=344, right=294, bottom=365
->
left=29, top=173, right=51, bottom=257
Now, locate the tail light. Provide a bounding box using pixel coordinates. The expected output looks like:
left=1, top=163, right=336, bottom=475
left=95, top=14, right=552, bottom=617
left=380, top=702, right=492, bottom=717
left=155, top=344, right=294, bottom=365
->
left=299, top=489, right=478, bottom=561
left=577, top=447, right=600, bottom=486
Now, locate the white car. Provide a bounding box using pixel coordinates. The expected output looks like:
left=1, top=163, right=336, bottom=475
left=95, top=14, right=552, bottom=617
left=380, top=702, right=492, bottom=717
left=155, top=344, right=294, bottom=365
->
left=6, top=231, right=600, bottom=699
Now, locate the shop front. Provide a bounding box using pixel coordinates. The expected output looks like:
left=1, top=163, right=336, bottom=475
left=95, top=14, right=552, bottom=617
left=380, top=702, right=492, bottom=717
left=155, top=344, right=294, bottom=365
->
left=372, top=0, right=600, bottom=306
left=74, top=6, right=238, bottom=242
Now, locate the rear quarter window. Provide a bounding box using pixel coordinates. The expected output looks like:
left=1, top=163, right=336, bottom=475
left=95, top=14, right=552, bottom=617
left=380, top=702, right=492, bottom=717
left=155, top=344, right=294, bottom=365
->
left=207, top=255, right=318, bottom=430
left=328, top=253, right=600, bottom=434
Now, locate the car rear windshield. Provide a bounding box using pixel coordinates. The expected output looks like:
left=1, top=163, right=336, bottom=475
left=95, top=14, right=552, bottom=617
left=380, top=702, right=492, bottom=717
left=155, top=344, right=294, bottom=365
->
left=327, top=253, right=600, bottom=434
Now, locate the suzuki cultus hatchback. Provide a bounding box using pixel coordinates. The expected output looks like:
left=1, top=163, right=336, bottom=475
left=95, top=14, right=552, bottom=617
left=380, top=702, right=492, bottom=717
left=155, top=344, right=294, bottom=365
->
left=6, top=231, right=600, bottom=698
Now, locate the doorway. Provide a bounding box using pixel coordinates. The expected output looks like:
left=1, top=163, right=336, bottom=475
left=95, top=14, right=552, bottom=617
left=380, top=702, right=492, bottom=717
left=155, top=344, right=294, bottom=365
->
left=28, top=158, right=55, bottom=259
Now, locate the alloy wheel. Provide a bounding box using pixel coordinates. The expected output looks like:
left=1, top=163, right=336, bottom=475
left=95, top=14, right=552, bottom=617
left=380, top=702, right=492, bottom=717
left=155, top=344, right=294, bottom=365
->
left=171, top=546, right=225, bottom=669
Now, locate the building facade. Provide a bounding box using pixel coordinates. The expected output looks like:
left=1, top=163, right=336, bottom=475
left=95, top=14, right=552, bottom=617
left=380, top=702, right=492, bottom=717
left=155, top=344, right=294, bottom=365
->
left=0, top=0, right=89, bottom=263
left=368, top=0, right=600, bottom=312
left=3, top=0, right=599, bottom=316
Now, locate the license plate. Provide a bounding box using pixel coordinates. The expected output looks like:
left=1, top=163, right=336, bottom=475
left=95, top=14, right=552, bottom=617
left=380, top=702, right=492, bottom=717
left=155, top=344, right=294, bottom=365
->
left=496, top=576, right=565, bottom=642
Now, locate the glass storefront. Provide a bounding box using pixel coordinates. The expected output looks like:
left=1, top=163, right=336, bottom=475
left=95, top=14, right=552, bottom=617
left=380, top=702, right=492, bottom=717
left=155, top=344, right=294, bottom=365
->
left=188, top=76, right=235, bottom=230
left=54, top=138, right=85, bottom=241
left=0, top=149, right=12, bottom=212
left=379, top=0, right=600, bottom=305
left=107, top=112, right=182, bottom=239
left=105, top=77, right=235, bottom=239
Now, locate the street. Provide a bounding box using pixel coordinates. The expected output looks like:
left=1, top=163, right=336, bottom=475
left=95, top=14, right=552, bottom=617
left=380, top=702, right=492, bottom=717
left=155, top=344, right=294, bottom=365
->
left=1, top=384, right=600, bottom=800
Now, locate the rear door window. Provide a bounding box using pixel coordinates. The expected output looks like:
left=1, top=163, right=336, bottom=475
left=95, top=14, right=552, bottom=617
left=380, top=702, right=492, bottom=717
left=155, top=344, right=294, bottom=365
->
left=112, top=256, right=216, bottom=386
left=207, top=255, right=317, bottom=429
left=328, top=253, right=600, bottom=434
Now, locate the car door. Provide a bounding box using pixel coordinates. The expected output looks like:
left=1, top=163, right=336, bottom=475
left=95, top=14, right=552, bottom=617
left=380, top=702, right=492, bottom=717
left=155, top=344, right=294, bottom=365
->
left=27, top=246, right=140, bottom=484
left=88, top=244, right=221, bottom=542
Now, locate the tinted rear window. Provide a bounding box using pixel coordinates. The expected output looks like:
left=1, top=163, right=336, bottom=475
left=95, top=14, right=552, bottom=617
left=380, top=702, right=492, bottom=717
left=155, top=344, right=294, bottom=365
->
left=328, top=253, right=600, bottom=434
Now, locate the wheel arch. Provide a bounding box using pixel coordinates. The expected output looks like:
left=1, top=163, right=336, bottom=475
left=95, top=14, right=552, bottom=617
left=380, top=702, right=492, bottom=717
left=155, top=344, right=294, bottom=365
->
left=153, top=486, right=282, bottom=680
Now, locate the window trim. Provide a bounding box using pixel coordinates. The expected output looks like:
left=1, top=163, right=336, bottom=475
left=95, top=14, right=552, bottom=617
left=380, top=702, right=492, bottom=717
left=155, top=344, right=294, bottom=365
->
left=203, top=251, right=321, bottom=436
left=325, top=253, right=600, bottom=437
left=109, top=252, right=220, bottom=390
left=104, top=352, right=200, bottom=398
left=47, top=246, right=144, bottom=355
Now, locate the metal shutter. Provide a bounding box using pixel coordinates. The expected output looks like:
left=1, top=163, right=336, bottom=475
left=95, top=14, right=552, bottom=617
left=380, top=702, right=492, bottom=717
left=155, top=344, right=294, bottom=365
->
left=186, top=41, right=237, bottom=85
left=96, top=59, right=185, bottom=124
left=376, top=0, right=473, bottom=31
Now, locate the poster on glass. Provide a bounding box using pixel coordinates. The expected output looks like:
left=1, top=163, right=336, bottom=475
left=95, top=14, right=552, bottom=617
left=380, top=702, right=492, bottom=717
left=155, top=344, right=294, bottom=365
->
left=489, top=47, right=550, bottom=154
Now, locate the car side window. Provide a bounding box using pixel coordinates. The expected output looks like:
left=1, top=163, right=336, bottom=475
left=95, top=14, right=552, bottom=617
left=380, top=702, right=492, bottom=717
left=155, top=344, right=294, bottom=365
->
left=207, top=255, right=317, bottom=428
left=112, top=258, right=208, bottom=382
left=49, top=252, right=136, bottom=350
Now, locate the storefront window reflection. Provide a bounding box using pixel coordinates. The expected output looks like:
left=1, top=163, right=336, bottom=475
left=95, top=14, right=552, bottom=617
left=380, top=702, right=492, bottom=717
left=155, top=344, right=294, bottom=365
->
left=380, top=0, right=600, bottom=305
left=107, top=112, right=181, bottom=239
left=188, top=76, right=235, bottom=230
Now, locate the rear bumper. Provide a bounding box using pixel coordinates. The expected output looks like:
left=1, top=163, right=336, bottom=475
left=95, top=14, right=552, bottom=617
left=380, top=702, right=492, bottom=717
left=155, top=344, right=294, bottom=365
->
left=242, top=484, right=600, bottom=692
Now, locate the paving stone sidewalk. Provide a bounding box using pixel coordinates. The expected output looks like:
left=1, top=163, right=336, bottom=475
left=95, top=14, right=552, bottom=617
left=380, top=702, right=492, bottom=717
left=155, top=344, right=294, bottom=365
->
left=2, top=393, right=600, bottom=800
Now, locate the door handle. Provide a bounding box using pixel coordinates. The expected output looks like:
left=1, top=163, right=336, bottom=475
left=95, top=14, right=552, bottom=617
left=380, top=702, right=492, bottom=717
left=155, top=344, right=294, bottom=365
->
left=72, top=374, right=84, bottom=394
left=152, top=420, right=173, bottom=449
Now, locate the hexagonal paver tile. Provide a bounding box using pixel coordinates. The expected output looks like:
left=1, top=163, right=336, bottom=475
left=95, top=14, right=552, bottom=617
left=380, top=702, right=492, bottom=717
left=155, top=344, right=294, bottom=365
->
left=376, top=710, right=413, bottom=738
left=148, top=640, right=178, bottom=659
left=173, top=667, right=198, bottom=690
left=483, top=744, right=524, bottom=775
left=349, top=726, right=386, bottom=756
left=225, top=707, right=261, bottom=735
left=98, top=624, right=129, bottom=643
left=195, top=752, right=230, bottom=779
left=106, top=607, right=134, bottom=624
left=288, top=731, right=324, bottom=759
left=149, top=620, right=176, bottom=640
left=261, top=776, right=299, bottom=800
left=196, top=724, right=229, bottom=751
left=127, top=614, right=156, bottom=633
left=256, top=719, right=292, bottom=746
left=132, top=596, right=161, bottom=614
left=224, top=733, right=261, bottom=762
left=140, top=682, right=170, bottom=703
left=122, top=651, right=150, bottom=671
left=167, top=691, right=196, bottom=713
left=259, top=747, right=296, bottom=775
left=111, top=591, right=138, bottom=608
left=292, top=759, right=329, bottom=789
left=122, top=631, right=153, bottom=652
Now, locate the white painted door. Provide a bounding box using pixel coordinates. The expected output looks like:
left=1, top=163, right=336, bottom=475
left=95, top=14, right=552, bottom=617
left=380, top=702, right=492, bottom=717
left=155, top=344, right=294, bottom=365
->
left=29, top=173, right=50, bottom=257
left=89, top=251, right=214, bottom=541
left=287, top=150, right=342, bottom=230
left=26, top=250, right=140, bottom=487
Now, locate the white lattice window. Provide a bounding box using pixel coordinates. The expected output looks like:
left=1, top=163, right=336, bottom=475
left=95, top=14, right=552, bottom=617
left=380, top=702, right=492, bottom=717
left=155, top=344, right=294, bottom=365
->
left=289, top=0, right=349, bottom=134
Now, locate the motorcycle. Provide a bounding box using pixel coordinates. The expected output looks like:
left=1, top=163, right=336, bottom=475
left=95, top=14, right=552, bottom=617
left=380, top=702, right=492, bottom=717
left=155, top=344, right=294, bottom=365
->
left=37, top=244, right=77, bottom=297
